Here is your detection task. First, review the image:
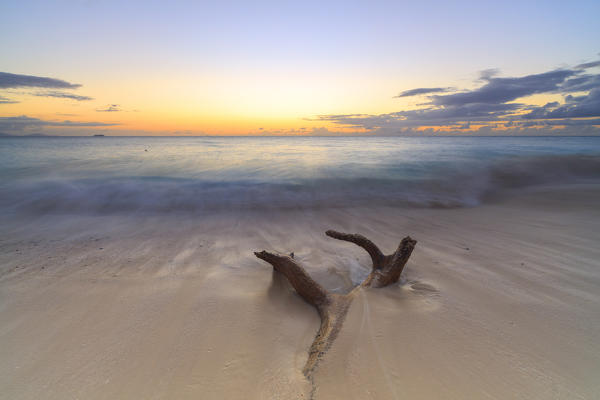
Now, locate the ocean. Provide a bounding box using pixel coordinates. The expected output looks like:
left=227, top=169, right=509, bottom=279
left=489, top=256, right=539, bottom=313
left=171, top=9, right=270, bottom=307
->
left=2, top=136, right=600, bottom=214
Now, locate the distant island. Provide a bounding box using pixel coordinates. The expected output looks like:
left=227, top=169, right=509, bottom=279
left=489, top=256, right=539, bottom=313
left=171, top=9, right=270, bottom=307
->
left=93, top=134, right=105, bottom=137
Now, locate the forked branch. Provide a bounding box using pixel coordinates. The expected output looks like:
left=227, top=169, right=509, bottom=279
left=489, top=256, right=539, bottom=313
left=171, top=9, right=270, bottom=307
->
left=254, top=230, right=417, bottom=377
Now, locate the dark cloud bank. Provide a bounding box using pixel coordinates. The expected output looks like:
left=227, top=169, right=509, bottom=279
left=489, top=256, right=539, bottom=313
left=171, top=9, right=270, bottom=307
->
left=313, top=58, right=600, bottom=135
left=0, top=72, right=93, bottom=105
left=0, top=73, right=122, bottom=135
left=0, top=72, right=81, bottom=89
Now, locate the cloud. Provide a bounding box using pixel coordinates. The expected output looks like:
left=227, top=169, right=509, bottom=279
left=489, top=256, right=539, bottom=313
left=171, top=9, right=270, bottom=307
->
left=313, top=57, right=600, bottom=135
left=558, top=74, right=600, bottom=92
left=0, top=115, right=120, bottom=134
left=430, top=69, right=576, bottom=106
left=575, top=60, right=600, bottom=69
left=312, top=102, right=523, bottom=129
left=32, top=91, right=93, bottom=101
left=0, top=72, right=81, bottom=89
left=0, top=72, right=93, bottom=104
left=524, top=89, right=600, bottom=119
left=0, top=95, right=18, bottom=104
left=478, top=68, right=500, bottom=80
left=431, top=60, right=600, bottom=108
left=394, top=87, right=453, bottom=97
left=96, top=104, right=121, bottom=112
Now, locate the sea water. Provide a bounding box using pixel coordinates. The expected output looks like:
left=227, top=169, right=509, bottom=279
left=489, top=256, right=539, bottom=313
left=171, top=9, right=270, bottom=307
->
left=1, top=136, right=600, bottom=214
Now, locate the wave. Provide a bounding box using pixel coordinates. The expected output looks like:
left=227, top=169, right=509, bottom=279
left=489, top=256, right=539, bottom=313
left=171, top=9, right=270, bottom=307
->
left=2, top=154, right=600, bottom=215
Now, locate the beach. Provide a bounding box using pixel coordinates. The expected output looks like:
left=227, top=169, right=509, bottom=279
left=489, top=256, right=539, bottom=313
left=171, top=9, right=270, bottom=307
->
left=1, top=184, right=599, bottom=399
left=3, top=1, right=600, bottom=397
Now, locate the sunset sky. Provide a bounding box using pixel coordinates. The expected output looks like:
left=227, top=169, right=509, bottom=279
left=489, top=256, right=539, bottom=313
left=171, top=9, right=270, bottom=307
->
left=1, top=0, right=599, bottom=136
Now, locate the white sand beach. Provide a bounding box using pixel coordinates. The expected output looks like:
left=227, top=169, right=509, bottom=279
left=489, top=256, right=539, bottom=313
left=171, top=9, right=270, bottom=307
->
left=1, top=185, right=599, bottom=399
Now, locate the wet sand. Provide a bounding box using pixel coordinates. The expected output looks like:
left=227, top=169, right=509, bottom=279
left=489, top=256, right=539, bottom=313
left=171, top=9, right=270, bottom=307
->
left=1, top=185, right=599, bottom=399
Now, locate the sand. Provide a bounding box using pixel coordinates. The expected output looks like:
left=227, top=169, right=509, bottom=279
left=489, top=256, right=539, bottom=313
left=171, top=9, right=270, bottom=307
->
left=1, top=185, right=599, bottom=399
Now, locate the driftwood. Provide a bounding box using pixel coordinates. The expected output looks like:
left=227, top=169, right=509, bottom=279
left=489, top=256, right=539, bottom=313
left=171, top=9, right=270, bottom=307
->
left=254, top=230, right=416, bottom=377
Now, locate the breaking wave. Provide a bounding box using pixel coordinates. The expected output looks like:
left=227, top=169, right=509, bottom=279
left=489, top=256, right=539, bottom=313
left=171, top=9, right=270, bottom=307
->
left=2, top=154, right=600, bottom=215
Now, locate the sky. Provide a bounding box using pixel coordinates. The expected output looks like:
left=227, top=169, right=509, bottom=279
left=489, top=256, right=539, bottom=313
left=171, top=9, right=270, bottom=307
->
left=1, top=0, right=599, bottom=136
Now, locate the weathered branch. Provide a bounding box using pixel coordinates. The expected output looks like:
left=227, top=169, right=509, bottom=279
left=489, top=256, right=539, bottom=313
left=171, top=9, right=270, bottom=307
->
left=370, top=236, right=417, bottom=287
left=254, top=250, right=349, bottom=377
left=254, top=251, right=330, bottom=310
left=254, top=230, right=417, bottom=378
left=326, top=230, right=384, bottom=269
